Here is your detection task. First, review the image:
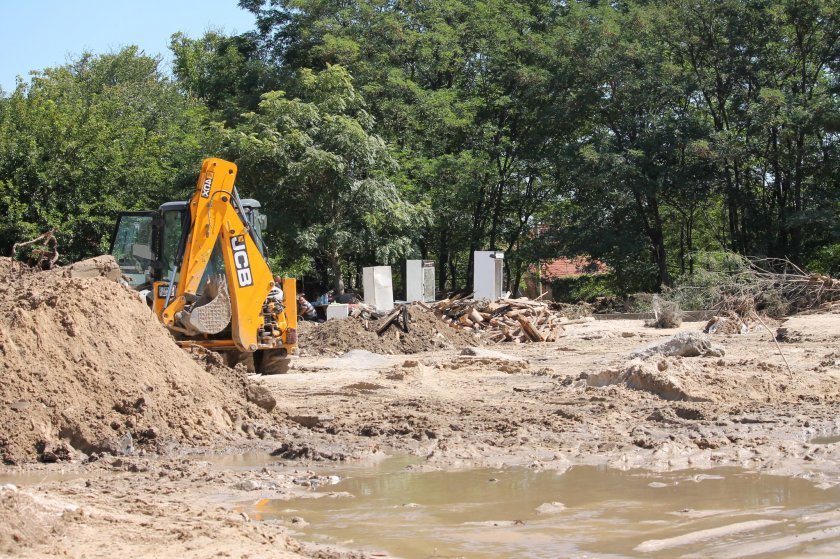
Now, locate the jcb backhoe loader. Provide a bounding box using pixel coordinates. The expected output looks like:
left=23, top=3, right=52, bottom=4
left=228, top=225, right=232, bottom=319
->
left=109, top=158, right=297, bottom=373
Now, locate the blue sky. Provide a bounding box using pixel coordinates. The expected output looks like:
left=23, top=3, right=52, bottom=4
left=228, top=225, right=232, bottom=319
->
left=0, top=0, right=257, bottom=92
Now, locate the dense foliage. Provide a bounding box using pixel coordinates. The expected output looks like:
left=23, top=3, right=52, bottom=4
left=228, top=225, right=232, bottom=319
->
left=219, top=64, right=423, bottom=292
left=0, top=48, right=207, bottom=261
left=1, top=1, right=838, bottom=295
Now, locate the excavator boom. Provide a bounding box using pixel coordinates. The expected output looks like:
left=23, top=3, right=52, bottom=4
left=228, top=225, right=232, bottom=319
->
left=161, top=159, right=277, bottom=351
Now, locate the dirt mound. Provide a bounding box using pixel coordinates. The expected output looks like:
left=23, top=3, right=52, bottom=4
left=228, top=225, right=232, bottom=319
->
left=630, top=332, right=725, bottom=359
left=298, top=304, right=478, bottom=356
left=583, top=362, right=710, bottom=402
left=0, top=257, right=272, bottom=464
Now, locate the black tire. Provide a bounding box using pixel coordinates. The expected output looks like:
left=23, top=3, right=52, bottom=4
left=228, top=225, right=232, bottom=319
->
left=224, top=350, right=255, bottom=373
left=254, top=349, right=291, bottom=375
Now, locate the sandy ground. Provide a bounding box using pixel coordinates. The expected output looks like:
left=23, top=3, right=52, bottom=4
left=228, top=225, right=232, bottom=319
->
left=3, top=312, right=840, bottom=557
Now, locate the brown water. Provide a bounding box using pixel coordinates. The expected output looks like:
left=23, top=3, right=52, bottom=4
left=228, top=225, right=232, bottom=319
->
left=0, top=469, right=85, bottom=486
left=810, top=434, right=840, bottom=445
left=240, top=458, right=840, bottom=559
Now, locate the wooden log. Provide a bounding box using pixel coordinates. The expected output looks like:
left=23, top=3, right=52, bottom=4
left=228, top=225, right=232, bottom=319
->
left=500, top=298, right=548, bottom=310
left=469, top=309, right=485, bottom=323
left=490, top=304, right=513, bottom=317
left=501, top=325, right=513, bottom=341
left=518, top=317, right=546, bottom=342
left=376, top=307, right=403, bottom=335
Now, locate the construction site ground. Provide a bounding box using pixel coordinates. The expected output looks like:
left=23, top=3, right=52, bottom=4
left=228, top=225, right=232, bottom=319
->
left=2, top=259, right=840, bottom=557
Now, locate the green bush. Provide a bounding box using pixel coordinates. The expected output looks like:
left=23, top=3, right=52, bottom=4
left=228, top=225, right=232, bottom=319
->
left=549, top=274, right=615, bottom=302
left=806, top=243, right=840, bottom=276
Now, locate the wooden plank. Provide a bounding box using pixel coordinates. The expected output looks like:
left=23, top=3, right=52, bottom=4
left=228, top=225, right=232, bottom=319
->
left=518, top=317, right=546, bottom=342
left=376, top=307, right=403, bottom=335
left=545, top=324, right=562, bottom=342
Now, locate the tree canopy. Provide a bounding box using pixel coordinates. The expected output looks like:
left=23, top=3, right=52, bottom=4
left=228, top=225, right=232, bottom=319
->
left=1, top=1, right=839, bottom=298
left=219, top=64, right=423, bottom=293
left=0, top=47, right=207, bottom=261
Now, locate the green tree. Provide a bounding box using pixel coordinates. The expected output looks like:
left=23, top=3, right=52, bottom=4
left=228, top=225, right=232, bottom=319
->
left=220, top=64, right=423, bottom=294
left=661, top=0, right=840, bottom=265
left=170, top=30, right=279, bottom=124
left=241, top=0, right=594, bottom=292
left=0, top=47, right=209, bottom=261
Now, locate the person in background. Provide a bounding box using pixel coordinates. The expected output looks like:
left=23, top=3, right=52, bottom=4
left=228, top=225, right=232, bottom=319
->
left=269, top=276, right=284, bottom=305
left=297, top=294, right=318, bottom=321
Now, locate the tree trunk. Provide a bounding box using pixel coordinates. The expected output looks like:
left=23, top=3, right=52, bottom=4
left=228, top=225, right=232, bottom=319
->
left=329, top=251, right=344, bottom=295
left=437, top=227, right=449, bottom=292
left=651, top=228, right=670, bottom=289
left=632, top=186, right=671, bottom=289
left=791, top=131, right=805, bottom=263
left=724, top=164, right=740, bottom=253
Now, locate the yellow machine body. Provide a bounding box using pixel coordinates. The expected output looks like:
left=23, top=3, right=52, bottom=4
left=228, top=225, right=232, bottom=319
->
left=112, top=158, right=297, bottom=369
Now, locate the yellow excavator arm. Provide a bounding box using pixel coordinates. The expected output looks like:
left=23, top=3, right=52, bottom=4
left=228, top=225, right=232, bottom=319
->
left=161, top=158, right=295, bottom=355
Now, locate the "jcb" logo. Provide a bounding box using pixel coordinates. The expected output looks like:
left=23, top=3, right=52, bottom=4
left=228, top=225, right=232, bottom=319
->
left=231, top=236, right=253, bottom=287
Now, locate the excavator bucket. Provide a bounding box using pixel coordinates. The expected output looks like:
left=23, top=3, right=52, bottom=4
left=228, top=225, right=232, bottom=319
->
left=180, top=275, right=232, bottom=335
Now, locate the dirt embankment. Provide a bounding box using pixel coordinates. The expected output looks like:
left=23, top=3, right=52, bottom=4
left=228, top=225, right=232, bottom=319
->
left=0, top=257, right=278, bottom=465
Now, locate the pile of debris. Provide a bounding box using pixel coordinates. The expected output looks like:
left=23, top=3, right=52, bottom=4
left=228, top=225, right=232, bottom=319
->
left=298, top=303, right=477, bottom=356
left=433, top=297, right=592, bottom=343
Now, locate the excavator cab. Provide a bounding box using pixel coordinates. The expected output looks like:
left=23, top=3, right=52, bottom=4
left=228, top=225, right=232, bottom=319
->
left=111, top=199, right=267, bottom=290
left=109, top=159, right=297, bottom=373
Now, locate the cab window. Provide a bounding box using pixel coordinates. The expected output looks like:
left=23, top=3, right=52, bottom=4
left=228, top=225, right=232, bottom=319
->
left=111, top=214, right=154, bottom=288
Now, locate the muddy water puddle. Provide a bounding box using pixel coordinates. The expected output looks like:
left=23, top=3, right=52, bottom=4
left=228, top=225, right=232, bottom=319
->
left=239, top=458, right=840, bottom=558
left=0, top=469, right=83, bottom=486
left=809, top=434, right=840, bottom=445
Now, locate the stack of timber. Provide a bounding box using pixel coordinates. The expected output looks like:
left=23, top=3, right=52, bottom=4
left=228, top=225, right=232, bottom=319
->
left=433, top=297, right=592, bottom=343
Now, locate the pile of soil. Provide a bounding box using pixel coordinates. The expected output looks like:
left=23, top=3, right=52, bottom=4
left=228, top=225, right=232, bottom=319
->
left=298, top=304, right=479, bottom=356
left=0, top=257, right=272, bottom=464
